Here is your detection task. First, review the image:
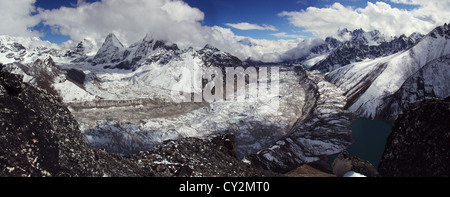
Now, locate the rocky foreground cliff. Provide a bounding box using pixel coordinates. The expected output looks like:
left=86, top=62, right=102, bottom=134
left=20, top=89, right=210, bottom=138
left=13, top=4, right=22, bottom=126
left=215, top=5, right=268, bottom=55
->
left=379, top=97, right=450, bottom=177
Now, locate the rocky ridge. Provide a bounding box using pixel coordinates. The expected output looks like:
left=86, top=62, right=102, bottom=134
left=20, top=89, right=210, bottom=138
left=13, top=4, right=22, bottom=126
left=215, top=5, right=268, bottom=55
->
left=311, top=29, right=424, bottom=73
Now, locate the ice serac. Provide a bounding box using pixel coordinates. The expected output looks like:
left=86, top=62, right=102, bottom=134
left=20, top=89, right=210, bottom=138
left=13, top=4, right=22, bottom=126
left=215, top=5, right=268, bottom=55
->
left=326, top=23, right=450, bottom=120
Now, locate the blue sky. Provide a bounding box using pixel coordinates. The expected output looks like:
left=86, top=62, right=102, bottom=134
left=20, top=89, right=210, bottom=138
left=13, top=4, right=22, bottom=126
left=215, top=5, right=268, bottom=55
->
left=32, top=0, right=420, bottom=44
left=3, top=0, right=443, bottom=61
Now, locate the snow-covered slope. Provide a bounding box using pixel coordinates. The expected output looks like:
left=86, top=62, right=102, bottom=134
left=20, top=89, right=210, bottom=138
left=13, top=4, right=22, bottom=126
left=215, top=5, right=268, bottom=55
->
left=377, top=54, right=450, bottom=120
left=2, top=57, right=96, bottom=103
left=63, top=39, right=95, bottom=63
left=326, top=23, right=450, bottom=120
left=282, top=37, right=341, bottom=66
left=0, top=35, right=62, bottom=64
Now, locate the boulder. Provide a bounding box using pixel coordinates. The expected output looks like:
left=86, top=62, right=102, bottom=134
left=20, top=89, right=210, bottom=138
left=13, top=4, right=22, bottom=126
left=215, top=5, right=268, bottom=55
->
left=332, top=150, right=380, bottom=177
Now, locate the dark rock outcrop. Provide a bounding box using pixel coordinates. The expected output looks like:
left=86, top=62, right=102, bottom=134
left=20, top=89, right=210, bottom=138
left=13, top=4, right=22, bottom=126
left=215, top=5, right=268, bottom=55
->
left=378, top=97, right=450, bottom=177
left=130, top=135, right=277, bottom=177
left=331, top=150, right=380, bottom=177
left=65, top=68, right=86, bottom=87
left=0, top=63, right=147, bottom=177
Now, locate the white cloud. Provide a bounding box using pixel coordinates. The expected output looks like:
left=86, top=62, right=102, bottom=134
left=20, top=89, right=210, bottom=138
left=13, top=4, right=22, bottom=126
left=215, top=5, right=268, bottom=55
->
left=3, top=0, right=381, bottom=63
left=389, top=0, right=419, bottom=5
left=34, top=0, right=294, bottom=62
left=271, top=32, right=303, bottom=39
left=279, top=1, right=450, bottom=38
left=37, top=0, right=206, bottom=48
left=280, top=38, right=326, bottom=60
left=0, top=0, right=41, bottom=37
left=225, top=22, right=278, bottom=31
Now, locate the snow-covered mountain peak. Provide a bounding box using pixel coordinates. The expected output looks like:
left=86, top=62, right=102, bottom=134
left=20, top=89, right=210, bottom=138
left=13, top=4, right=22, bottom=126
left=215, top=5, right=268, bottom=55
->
left=104, top=33, right=124, bottom=49
left=337, top=28, right=350, bottom=38
left=428, top=23, right=450, bottom=39
left=201, top=44, right=220, bottom=53
left=338, top=28, right=388, bottom=46
left=78, top=39, right=95, bottom=54
left=152, top=40, right=179, bottom=51
left=142, top=33, right=154, bottom=42
left=44, top=56, right=55, bottom=66
left=91, top=33, right=127, bottom=65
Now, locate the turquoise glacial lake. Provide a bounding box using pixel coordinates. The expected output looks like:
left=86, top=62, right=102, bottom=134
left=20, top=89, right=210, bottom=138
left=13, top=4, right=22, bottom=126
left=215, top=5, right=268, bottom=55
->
left=329, top=117, right=393, bottom=169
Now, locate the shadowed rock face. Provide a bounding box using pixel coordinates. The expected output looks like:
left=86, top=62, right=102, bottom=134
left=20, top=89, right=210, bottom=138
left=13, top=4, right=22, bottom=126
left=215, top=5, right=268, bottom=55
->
left=1, top=63, right=105, bottom=177
left=378, top=97, right=450, bottom=177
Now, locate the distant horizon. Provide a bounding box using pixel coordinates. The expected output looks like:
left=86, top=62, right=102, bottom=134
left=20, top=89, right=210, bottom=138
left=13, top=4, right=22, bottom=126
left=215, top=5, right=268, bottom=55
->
left=30, top=0, right=426, bottom=44
left=1, top=0, right=448, bottom=62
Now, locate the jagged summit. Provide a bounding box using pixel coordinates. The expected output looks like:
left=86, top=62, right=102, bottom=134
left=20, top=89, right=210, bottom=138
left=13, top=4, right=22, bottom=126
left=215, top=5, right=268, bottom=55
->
left=92, top=33, right=125, bottom=65
left=104, top=33, right=124, bottom=49
left=428, top=22, right=450, bottom=38
left=282, top=27, right=417, bottom=67
left=310, top=28, right=424, bottom=73
left=336, top=28, right=388, bottom=45
left=142, top=33, right=154, bottom=42
left=63, top=39, right=95, bottom=63
left=201, top=44, right=220, bottom=52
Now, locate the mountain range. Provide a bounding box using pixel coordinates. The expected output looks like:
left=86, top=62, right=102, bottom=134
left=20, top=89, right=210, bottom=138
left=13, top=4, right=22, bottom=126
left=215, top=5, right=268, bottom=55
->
left=0, top=23, right=449, bottom=176
left=326, top=23, right=450, bottom=120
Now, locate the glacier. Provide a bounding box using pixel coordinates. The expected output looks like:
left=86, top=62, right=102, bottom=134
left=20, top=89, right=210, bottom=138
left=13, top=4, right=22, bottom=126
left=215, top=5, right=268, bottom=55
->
left=0, top=32, right=353, bottom=168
